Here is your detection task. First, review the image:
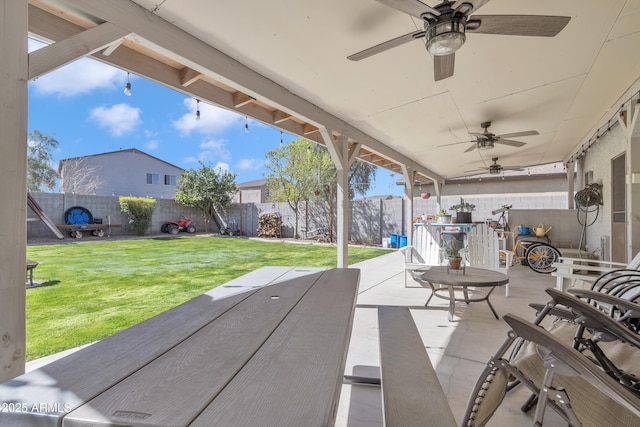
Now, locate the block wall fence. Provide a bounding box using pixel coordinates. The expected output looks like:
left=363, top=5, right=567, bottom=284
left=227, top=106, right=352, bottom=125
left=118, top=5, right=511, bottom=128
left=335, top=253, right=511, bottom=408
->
left=28, top=192, right=584, bottom=250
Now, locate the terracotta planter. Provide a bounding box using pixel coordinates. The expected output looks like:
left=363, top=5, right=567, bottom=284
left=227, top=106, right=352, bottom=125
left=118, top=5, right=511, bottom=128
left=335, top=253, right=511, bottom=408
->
left=448, top=257, right=463, bottom=270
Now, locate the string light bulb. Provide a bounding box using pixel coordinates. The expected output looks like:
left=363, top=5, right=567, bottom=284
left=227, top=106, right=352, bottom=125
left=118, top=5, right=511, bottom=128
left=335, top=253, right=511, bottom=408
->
left=123, top=72, right=132, bottom=96
left=280, top=130, right=283, bottom=146
left=195, top=99, right=201, bottom=121
left=244, top=117, right=249, bottom=133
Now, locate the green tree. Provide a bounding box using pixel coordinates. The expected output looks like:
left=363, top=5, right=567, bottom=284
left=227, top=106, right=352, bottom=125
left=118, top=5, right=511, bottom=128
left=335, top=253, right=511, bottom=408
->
left=264, top=139, right=376, bottom=238
left=27, top=130, right=59, bottom=191
left=265, top=140, right=332, bottom=238
left=119, top=196, right=157, bottom=235
left=174, top=162, right=237, bottom=232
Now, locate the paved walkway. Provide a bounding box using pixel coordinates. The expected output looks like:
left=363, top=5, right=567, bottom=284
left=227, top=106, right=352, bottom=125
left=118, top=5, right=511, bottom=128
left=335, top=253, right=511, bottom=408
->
left=337, top=251, right=565, bottom=426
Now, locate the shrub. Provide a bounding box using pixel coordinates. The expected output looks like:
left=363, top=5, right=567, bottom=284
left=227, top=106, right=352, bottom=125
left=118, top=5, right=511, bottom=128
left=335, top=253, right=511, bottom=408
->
left=119, top=196, right=156, bottom=235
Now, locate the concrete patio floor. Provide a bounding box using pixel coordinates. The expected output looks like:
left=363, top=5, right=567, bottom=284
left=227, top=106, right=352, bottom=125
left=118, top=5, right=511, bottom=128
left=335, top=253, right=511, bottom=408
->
left=339, top=251, right=566, bottom=427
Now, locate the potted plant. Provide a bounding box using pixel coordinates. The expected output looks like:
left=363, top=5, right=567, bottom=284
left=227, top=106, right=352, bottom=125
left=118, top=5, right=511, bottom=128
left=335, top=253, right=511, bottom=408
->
left=443, top=240, right=462, bottom=269
left=436, top=209, right=452, bottom=224
left=449, top=199, right=476, bottom=224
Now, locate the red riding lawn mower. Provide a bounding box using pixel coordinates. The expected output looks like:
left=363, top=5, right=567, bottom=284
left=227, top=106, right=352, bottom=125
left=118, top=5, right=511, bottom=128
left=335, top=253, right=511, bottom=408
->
left=161, top=217, right=196, bottom=235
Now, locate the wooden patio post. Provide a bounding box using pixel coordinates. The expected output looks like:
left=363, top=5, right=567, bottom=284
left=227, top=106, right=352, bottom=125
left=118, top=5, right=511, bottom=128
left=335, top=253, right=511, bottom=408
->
left=0, top=0, right=28, bottom=382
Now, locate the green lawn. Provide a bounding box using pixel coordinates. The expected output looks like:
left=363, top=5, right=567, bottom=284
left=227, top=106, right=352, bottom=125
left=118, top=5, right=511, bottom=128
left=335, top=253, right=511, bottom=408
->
left=26, top=236, right=390, bottom=361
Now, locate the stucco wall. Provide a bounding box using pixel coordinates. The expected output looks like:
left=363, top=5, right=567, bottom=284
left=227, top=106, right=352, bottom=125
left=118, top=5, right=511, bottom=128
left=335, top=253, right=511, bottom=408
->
left=60, top=150, right=183, bottom=199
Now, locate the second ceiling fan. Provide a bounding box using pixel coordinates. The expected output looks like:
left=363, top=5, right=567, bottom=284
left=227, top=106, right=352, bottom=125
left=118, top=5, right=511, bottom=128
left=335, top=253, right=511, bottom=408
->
left=440, top=121, right=538, bottom=152
left=348, top=0, right=571, bottom=81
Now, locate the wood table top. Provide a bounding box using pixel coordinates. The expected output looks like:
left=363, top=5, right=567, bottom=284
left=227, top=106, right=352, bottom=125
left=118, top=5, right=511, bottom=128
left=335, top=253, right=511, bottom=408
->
left=0, top=267, right=360, bottom=427
left=413, top=266, right=509, bottom=288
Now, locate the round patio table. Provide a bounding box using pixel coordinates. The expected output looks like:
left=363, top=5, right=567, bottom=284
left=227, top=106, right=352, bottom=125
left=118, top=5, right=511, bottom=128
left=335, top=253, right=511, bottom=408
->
left=412, top=266, right=509, bottom=321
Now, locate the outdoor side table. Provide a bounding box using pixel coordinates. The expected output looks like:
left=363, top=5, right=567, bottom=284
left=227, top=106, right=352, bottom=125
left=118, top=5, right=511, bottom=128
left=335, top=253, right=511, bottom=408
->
left=412, top=266, right=509, bottom=321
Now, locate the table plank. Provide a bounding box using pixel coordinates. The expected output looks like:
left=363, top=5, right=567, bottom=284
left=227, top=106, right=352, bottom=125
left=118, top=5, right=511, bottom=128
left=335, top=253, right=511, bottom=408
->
left=62, top=271, right=327, bottom=427
left=378, top=306, right=456, bottom=427
left=0, top=289, right=257, bottom=427
left=189, top=268, right=360, bottom=427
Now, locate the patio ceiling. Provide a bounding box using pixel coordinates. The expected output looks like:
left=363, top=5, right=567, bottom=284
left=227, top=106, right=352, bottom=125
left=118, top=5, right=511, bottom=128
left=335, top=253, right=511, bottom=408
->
left=28, top=0, right=640, bottom=183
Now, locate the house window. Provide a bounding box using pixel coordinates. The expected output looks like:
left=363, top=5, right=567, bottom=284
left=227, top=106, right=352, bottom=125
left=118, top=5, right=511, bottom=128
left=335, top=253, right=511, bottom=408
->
left=164, top=174, right=177, bottom=186
left=146, top=173, right=159, bottom=185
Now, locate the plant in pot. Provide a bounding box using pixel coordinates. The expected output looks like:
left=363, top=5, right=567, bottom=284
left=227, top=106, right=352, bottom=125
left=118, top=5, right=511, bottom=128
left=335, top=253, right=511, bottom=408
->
left=443, top=240, right=463, bottom=269
left=449, top=199, right=476, bottom=224
left=436, top=209, right=452, bottom=224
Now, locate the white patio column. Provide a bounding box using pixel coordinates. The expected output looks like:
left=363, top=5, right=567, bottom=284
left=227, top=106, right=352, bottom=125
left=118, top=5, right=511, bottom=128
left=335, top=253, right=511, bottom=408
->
left=402, top=166, right=416, bottom=246
left=322, top=129, right=359, bottom=268
left=0, top=0, right=28, bottom=382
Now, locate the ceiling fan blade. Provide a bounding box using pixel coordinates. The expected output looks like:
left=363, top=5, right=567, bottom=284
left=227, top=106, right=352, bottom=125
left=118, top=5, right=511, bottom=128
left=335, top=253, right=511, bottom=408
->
left=464, top=144, right=477, bottom=153
left=467, top=15, right=571, bottom=37
left=452, top=0, right=491, bottom=14
left=468, top=132, right=488, bottom=138
left=437, top=140, right=473, bottom=147
left=496, top=139, right=526, bottom=148
left=434, top=53, right=455, bottom=81
left=502, top=166, right=524, bottom=171
left=347, top=30, right=425, bottom=61
left=375, top=0, right=439, bottom=19
left=497, top=130, right=539, bottom=139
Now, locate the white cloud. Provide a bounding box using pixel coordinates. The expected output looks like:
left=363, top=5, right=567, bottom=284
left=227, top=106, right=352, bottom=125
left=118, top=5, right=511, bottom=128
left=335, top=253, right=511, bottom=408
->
left=214, top=162, right=230, bottom=172
left=172, top=98, right=242, bottom=135
left=237, top=158, right=264, bottom=171
left=199, top=138, right=231, bottom=162
left=31, top=56, right=126, bottom=97
left=145, top=140, right=159, bottom=150
left=89, top=103, right=142, bottom=136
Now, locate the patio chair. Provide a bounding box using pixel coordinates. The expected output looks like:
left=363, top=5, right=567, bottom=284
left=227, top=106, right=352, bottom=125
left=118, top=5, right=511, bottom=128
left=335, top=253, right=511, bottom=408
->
left=462, top=288, right=640, bottom=427
left=552, top=251, right=640, bottom=291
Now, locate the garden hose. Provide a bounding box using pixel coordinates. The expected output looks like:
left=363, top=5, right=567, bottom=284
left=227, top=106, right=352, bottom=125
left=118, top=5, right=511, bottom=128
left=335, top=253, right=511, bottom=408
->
left=574, top=183, right=602, bottom=258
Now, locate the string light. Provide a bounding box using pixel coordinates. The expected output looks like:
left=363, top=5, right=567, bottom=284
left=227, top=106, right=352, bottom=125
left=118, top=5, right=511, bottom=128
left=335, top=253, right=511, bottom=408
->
left=280, top=130, right=283, bottom=146
left=123, top=72, right=132, bottom=96
left=244, top=117, right=249, bottom=133
left=195, top=99, right=201, bottom=120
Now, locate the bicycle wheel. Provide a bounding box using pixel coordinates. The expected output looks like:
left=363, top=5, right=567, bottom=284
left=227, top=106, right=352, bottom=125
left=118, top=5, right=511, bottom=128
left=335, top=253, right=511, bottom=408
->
left=525, top=243, right=561, bottom=274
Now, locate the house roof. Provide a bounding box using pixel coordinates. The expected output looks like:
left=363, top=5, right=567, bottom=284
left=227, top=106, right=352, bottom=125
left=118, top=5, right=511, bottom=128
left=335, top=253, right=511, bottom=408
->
left=237, top=179, right=267, bottom=189
left=58, top=148, right=184, bottom=174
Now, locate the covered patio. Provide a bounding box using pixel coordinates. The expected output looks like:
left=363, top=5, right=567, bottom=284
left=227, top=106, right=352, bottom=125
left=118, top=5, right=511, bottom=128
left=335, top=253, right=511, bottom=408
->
left=2, top=0, right=640, bottom=403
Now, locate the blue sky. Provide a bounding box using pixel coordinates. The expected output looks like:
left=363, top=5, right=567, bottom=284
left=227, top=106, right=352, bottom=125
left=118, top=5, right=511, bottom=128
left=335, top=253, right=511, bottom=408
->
left=28, top=39, right=403, bottom=198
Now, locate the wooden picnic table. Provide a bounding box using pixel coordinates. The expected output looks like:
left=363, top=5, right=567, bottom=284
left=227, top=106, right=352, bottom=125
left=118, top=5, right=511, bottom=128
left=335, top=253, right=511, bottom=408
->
left=0, top=267, right=360, bottom=427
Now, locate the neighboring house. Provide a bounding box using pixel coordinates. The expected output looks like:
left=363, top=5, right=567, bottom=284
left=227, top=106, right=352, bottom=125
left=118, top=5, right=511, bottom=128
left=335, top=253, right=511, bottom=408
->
left=58, top=148, right=184, bottom=199
left=232, top=179, right=268, bottom=204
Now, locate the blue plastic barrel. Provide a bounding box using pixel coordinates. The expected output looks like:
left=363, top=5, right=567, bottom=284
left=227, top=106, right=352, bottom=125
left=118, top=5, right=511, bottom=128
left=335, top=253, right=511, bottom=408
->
left=399, top=235, right=408, bottom=248
left=389, top=234, right=399, bottom=248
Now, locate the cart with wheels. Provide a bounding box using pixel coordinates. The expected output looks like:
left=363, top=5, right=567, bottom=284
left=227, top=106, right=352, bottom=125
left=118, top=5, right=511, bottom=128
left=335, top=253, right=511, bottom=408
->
left=57, top=206, right=121, bottom=238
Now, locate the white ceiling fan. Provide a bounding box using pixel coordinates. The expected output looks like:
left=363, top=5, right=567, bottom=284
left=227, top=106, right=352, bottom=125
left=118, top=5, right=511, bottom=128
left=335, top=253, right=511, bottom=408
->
left=348, top=0, right=571, bottom=81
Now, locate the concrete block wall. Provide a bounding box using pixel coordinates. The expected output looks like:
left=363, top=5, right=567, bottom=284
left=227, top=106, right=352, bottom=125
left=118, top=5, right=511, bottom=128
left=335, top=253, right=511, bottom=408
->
left=28, top=191, right=574, bottom=243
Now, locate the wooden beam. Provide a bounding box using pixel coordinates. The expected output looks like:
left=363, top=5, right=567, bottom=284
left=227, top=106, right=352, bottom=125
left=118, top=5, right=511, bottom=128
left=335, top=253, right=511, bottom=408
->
left=303, top=123, right=319, bottom=135
left=101, top=38, right=124, bottom=56
left=273, top=110, right=293, bottom=124
left=232, top=92, right=255, bottom=108
left=28, top=21, right=129, bottom=79
left=0, top=0, right=28, bottom=382
left=179, top=66, right=203, bottom=87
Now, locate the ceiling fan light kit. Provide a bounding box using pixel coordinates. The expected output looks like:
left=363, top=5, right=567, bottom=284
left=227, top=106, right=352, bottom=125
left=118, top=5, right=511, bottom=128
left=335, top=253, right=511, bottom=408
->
left=424, top=13, right=466, bottom=56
